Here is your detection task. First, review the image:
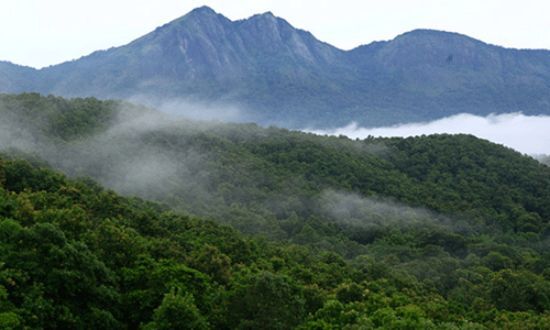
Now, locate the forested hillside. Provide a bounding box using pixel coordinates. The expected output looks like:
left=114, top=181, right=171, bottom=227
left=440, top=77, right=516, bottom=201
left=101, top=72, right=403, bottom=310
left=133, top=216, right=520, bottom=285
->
left=1, top=93, right=549, bottom=328
left=1, top=153, right=549, bottom=328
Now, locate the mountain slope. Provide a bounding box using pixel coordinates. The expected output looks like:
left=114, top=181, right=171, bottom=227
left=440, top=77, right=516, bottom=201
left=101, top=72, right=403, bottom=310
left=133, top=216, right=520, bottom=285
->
left=0, top=61, right=36, bottom=93
left=348, top=30, right=550, bottom=119
left=2, top=93, right=549, bottom=247
left=2, top=154, right=549, bottom=329
left=1, top=93, right=550, bottom=328
left=2, top=7, right=550, bottom=127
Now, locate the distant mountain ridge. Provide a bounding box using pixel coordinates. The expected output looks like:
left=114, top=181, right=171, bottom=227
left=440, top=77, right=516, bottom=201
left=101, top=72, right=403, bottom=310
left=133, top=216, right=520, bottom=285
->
left=2, top=6, right=550, bottom=128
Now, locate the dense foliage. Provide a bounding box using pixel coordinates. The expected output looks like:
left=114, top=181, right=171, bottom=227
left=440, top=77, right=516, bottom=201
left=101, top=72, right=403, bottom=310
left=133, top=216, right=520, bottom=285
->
left=1, top=93, right=549, bottom=328
left=1, top=156, right=549, bottom=328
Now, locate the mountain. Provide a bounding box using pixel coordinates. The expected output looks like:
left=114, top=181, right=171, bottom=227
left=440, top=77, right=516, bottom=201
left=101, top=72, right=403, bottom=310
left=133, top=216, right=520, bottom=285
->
left=348, top=30, right=550, bottom=120
left=0, top=61, right=36, bottom=93
left=2, top=6, right=550, bottom=127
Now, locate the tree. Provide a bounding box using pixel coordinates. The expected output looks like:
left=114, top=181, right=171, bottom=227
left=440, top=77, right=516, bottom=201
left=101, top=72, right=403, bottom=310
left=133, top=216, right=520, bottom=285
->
left=144, top=288, right=208, bottom=330
left=226, top=271, right=306, bottom=329
left=490, top=269, right=550, bottom=312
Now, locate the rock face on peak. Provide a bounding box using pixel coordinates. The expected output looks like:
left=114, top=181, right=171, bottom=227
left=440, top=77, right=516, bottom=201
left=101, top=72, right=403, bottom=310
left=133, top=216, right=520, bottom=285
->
left=2, top=7, right=550, bottom=128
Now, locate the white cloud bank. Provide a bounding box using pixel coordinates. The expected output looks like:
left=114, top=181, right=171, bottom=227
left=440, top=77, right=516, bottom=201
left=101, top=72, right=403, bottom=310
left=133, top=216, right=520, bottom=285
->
left=306, top=113, right=550, bottom=155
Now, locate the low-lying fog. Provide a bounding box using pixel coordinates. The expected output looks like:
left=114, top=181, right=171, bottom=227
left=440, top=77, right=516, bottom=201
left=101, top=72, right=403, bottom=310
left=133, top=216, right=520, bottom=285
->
left=306, top=113, right=550, bottom=155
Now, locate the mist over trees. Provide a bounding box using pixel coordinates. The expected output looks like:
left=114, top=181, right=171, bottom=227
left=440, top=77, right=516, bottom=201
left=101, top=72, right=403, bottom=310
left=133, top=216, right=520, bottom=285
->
left=0, top=93, right=549, bottom=328
left=309, top=113, right=550, bottom=155
left=538, top=155, right=550, bottom=166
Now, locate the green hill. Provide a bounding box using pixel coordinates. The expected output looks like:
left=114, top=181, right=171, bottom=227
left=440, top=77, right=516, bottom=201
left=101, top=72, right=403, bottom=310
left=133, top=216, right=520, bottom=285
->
left=1, top=93, right=549, bottom=328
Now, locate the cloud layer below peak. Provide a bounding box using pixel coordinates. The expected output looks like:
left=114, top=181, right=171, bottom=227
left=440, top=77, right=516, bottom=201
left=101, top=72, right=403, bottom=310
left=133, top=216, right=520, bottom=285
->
left=306, top=113, right=550, bottom=155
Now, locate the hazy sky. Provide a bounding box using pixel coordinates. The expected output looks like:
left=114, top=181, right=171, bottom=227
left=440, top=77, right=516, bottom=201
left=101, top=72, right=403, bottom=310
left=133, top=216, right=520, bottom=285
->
left=1, top=0, right=549, bottom=68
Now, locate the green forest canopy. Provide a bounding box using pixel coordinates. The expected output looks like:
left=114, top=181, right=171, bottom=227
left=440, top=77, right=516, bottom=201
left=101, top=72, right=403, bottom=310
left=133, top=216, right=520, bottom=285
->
left=0, top=93, right=549, bottom=328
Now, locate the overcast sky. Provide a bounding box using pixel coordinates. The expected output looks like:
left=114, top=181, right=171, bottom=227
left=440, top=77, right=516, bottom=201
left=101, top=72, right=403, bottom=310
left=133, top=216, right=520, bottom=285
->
left=1, top=0, right=549, bottom=68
